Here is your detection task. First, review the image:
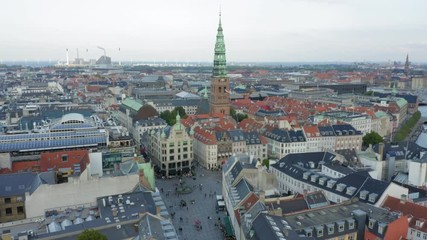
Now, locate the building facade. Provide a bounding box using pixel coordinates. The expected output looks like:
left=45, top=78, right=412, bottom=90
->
left=146, top=114, right=193, bottom=177
left=210, top=13, right=230, bottom=115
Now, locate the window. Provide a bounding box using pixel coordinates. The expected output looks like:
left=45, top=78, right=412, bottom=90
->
left=338, top=222, right=345, bottom=232
left=4, top=198, right=11, bottom=204
left=423, top=233, right=427, bottom=239
left=368, top=219, right=376, bottom=229
left=328, top=224, right=334, bottom=234
left=417, top=231, right=422, bottom=238
left=62, top=154, right=68, bottom=162
left=378, top=225, right=384, bottom=235
left=17, top=206, right=24, bottom=214
left=5, top=208, right=12, bottom=216
left=317, top=228, right=323, bottom=237
left=169, top=149, right=174, bottom=154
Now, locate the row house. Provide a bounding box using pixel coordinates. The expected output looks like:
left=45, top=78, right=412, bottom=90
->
left=264, top=124, right=362, bottom=159
left=382, top=195, right=427, bottom=240
left=193, top=127, right=218, bottom=170
left=192, top=128, right=267, bottom=169
left=271, top=152, right=408, bottom=206
left=264, top=128, right=307, bottom=159
left=145, top=114, right=193, bottom=177
left=312, top=111, right=372, bottom=135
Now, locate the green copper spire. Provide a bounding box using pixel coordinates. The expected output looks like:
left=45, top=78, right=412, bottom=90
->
left=213, top=11, right=227, bottom=77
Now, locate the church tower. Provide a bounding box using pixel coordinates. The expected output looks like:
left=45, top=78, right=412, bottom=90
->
left=404, top=54, right=410, bottom=76
left=210, top=12, right=230, bottom=115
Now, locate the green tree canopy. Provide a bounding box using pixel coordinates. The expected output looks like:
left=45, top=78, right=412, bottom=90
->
left=159, top=107, right=188, bottom=126
left=362, top=131, right=383, bottom=147
left=77, top=229, right=107, bottom=240
left=262, top=159, right=270, bottom=169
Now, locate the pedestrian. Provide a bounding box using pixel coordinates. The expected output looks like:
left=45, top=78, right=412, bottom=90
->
left=205, top=193, right=207, bottom=198
left=186, top=206, right=188, bottom=210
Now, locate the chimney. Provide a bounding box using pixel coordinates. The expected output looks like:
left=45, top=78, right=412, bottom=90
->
left=378, top=142, right=385, bottom=161
left=400, top=194, right=407, bottom=204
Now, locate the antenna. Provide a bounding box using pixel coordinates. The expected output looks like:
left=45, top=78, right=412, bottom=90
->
left=66, top=48, right=69, bottom=66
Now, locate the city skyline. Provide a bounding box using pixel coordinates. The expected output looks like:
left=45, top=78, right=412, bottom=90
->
left=1, top=0, right=427, bottom=62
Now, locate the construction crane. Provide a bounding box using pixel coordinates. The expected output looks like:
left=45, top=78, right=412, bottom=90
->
left=97, top=46, right=106, bottom=57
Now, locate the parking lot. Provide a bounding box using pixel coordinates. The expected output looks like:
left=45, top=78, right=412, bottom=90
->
left=156, top=166, right=228, bottom=240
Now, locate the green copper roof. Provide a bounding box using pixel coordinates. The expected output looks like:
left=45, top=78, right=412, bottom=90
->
left=396, top=98, right=407, bottom=108
left=122, top=98, right=143, bottom=112
left=375, top=111, right=388, bottom=118
left=138, top=162, right=155, bottom=190
left=213, top=12, right=227, bottom=77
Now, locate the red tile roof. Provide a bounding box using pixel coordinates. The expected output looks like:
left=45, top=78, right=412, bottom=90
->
left=382, top=196, right=427, bottom=233
left=12, top=160, right=40, bottom=172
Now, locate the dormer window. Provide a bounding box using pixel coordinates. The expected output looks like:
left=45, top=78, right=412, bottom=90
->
left=368, top=193, right=378, bottom=203
left=360, top=190, right=369, bottom=200
left=337, top=221, right=345, bottom=232
left=304, top=228, right=313, bottom=237
left=416, top=219, right=425, bottom=228
left=336, top=183, right=346, bottom=192
left=327, top=180, right=336, bottom=188
left=348, top=219, right=355, bottom=230
left=315, top=226, right=324, bottom=237
left=368, top=218, right=377, bottom=229
left=378, top=222, right=386, bottom=235
left=327, top=223, right=335, bottom=235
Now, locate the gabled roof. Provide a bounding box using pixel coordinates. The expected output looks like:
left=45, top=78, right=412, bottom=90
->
left=235, top=178, right=254, bottom=202
left=271, top=152, right=389, bottom=204
left=382, top=196, right=427, bottom=233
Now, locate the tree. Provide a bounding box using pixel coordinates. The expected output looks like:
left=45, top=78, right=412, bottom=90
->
left=262, top=159, right=270, bottom=169
left=77, top=229, right=107, bottom=240
left=363, top=131, right=383, bottom=147
left=236, top=113, right=248, bottom=123
left=159, top=107, right=188, bottom=126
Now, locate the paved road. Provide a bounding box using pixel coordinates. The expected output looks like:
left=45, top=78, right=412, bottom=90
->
left=156, top=167, right=227, bottom=240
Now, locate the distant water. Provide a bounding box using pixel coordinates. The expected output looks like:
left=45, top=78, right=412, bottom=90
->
left=1, top=61, right=56, bottom=67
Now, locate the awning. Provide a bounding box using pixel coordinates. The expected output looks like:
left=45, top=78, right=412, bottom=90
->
left=223, top=216, right=234, bottom=237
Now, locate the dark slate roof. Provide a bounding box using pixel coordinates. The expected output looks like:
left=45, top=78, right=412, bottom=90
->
left=332, top=124, right=362, bottom=136
left=250, top=213, right=313, bottom=240
left=374, top=92, right=418, bottom=104
left=264, top=128, right=306, bottom=143
left=255, top=109, right=286, bottom=117
left=136, top=117, right=167, bottom=127
left=267, top=197, right=309, bottom=214
left=271, top=152, right=337, bottom=169
left=235, top=178, right=254, bottom=201
left=243, top=132, right=262, bottom=145
left=372, top=141, right=427, bottom=161
left=0, top=172, right=42, bottom=197
left=323, top=162, right=356, bottom=175
left=271, top=152, right=389, bottom=204
left=318, top=126, right=336, bottom=136
left=196, top=99, right=210, bottom=114
left=228, top=129, right=246, bottom=142
left=304, top=192, right=329, bottom=209
left=230, top=161, right=243, bottom=181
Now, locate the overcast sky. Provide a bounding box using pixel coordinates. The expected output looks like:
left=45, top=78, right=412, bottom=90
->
left=1, top=0, right=426, bottom=62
